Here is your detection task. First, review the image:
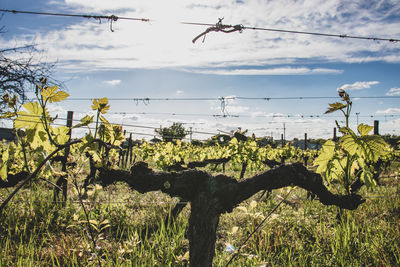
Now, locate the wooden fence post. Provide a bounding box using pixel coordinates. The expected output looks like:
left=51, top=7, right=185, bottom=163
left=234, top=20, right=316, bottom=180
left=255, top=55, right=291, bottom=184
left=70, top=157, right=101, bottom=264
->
left=304, top=133, right=308, bottom=150
left=333, top=127, right=337, bottom=141
left=304, top=133, right=309, bottom=166
left=124, top=133, right=132, bottom=167
left=61, top=111, right=73, bottom=205
left=374, top=120, right=379, bottom=135
left=129, top=133, right=134, bottom=165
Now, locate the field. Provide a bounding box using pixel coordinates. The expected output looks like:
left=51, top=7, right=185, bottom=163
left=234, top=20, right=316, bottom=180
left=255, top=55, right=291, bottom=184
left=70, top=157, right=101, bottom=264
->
left=1, top=88, right=399, bottom=266
left=1, top=160, right=399, bottom=266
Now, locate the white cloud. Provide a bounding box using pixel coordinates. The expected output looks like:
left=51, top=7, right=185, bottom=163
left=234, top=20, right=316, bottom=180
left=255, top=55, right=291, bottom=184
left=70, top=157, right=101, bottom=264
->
left=338, top=81, right=379, bottom=91
left=3, top=1, right=399, bottom=71
left=176, top=90, right=184, bottom=94
left=250, top=111, right=287, bottom=118
left=103, top=80, right=121, bottom=86
left=376, top=108, right=400, bottom=114
left=194, top=67, right=343, bottom=75
left=226, top=105, right=249, bottom=114
left=386, top=87, right=400, bottom=96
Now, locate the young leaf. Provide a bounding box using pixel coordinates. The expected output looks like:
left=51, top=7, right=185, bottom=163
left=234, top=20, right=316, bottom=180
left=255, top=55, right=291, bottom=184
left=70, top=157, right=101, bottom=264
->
left=357, top=123, right=373, bottom=136
left=0, top=164, right=7, bottom=180
left=0, top=112, right=15, bottom=119
left=53, top=126, right=70, bottom=145
left=73, top=115, right=94, bottom=129
left=99, top=115, right=110, bottom=126
left=15, top=102, right=43, bottom=129
left=325, top=102, right=347, bottom=114
left=313, top=140, right=335, bottom=174
left=340, top=129, right=359, bottom=156
left=91, top=97, right=110, bottom=114
left=41, top=86, right=70, bottom=103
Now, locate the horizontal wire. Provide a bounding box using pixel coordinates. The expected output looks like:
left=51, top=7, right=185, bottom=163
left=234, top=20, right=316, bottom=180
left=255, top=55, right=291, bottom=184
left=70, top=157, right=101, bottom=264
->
left=0, top=9, right=150, bottom=22
left=57, top=96, right=400, bottom=101
left=111, top=111, right=400, bottom=119
left=2, top=111, right=399, bottom=121
left=1, top=118, right=398, bottom=148
left=0, top=117, right=198, bottom=140
left=2, top=113, right=398, bottom=136
left=1, top=118, right=398, bottom=149
left=0, top=115, right=343, bottom=137
left=242, top=26, right=400, bottom=43
left=1, top=9, right=399, bottom=42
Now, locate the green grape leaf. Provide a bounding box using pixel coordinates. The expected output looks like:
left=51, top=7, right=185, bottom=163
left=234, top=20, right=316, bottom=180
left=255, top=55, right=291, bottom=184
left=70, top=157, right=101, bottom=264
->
left=53, top=126, right=70, bottom=145
left=325, top=102, right=347, bottom=114
left=0, top=164, right=7, bottom=180
left=2, top=145, right=10, bottom=163
left=0, top=112, right=15, bottom=119
left=360, top=170, right=376, bottom=187
left=15, top=102, right=43, bottom=129
left=357, top=123, right=373, bottom=136
left=91, top=98, right=110, bottom=114
left=99, top=115, right=110, bottom=126
left=25, top=128, right=51, bottom=151
left=110, top=125, right=125, bottom=146
left=73, top=115, right=94, bottom=129
left=313, top=140, right=335, bottom=174
left=41, top=86, right=69, bottom=103
left=341, top=127, right=388, bottom=162
left=0, top=145, right=10, bottom=180
left=340, top=137, right=358, bottom=156
left=359, top=135, right=389, bottom=162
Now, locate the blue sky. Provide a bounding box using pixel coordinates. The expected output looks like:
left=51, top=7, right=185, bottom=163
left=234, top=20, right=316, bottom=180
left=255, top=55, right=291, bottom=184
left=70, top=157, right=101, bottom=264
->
left=1, top=0, right=400, bottom=140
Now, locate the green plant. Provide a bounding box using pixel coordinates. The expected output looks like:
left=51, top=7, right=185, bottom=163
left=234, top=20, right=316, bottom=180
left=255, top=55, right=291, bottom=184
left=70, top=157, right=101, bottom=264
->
left=314, top=89, right=389, bottom=194
left=155, top=122, right=187, bottom=143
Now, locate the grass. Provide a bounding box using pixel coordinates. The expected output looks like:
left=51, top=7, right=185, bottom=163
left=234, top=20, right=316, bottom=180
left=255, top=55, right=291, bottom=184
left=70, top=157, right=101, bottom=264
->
left=1, top=165, right=399, bottom=266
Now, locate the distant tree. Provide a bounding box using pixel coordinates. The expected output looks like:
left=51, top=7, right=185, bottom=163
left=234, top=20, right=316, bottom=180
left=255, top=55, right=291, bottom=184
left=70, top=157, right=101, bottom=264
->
left=0, top=27, right=60, bottom=111
left=308, top=138, right=327, bottom=146
left=381, top=134, right=400, bottom=148
left=155, top=122, right=187, bottom=142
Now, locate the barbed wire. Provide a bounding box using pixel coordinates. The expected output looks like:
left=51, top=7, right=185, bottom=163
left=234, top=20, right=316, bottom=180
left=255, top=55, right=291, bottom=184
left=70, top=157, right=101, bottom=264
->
left=2, top=110, right=400, bottom=121
left=1, top=9, right=399, bottom=42
left=0, top=114, right=375, bottom=135
left=1, top=117, right=399, bottom=151
left=52, top=95, right=400, bottom=101
left=1, top=114, right=399, bottom=138
left=0, top=9, right=150, bottom=22
left=110, top=111, right=400, bottom=119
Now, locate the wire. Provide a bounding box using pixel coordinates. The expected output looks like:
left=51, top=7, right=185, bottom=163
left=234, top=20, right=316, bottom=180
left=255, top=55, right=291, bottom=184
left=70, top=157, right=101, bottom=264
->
left=183, top=21, right=400, bottom=43
left=111, top=111, right=400, bottom=119
left=2, top=112, right=399, bottom=136
left=0, top=9, right=150, bottom=22
left=57, top=95, right=400, bottom=101
left=62, top=97, right=225, bottom=101
left=237, top=96, right=400, bottom=100
left=3, top=109, right=400, bottom=120
left=1, top=9, right=398, bottom=42
left=241, top=25, right=400, bottom=43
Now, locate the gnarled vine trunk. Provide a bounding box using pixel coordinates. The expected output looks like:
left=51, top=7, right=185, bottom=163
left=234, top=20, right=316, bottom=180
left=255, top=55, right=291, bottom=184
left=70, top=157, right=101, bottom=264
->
left=97, top=162, right=364, bottom=267
left=188, top=192, right=220, bottom=266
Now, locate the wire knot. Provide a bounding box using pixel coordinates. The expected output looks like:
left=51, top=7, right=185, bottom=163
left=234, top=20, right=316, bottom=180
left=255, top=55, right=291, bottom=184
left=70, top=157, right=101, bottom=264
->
left=109, top=15, right=119, bottom=32
left=192, top=18, right=245, bottom=44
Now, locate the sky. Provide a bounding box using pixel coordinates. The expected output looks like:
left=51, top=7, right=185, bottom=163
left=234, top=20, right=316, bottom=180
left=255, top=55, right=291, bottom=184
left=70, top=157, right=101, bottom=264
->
left=1, top=0, right=400, bottom=141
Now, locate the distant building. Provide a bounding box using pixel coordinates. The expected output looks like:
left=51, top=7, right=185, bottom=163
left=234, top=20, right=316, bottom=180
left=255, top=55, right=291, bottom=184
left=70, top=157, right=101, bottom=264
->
left=0, top=128, right=16, bottom=142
